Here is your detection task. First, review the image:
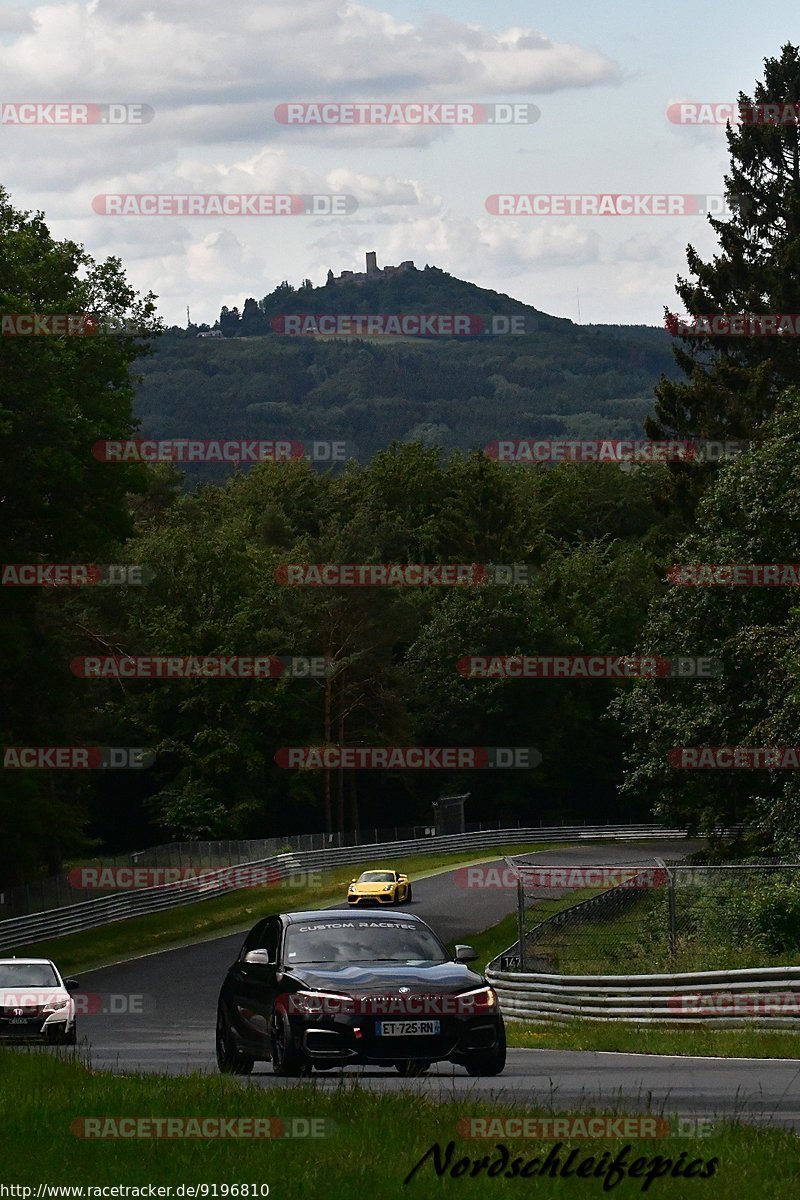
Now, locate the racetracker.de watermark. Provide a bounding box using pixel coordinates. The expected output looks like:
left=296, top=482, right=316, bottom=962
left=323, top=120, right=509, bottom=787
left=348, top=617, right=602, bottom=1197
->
left=669, top=992, right=800, bottom=1015
left=1, top=313, right=151, bottom=337
left=666, top=101, right=800, bottom=125
left=3, top=747, right=153, bottom=769
left=1, top=564, right=148, bottom=586
left=456, top=1116, right=721, bottom=1139
left=70, top=656, right=331, bottom=679
left=71, top=1117, right=332, bottom=1139
left=274, top=101, right=540, bottom=125
left=485, top=193, right=748, bottom=217
left=669, top=747, right=800, bottom=769
left=457, top=656, right=718, bottom=679
left=67, top=865, right=323, bottom=891
left=667, top=313, right=800, bottom=336
left=668, top=564, right=800, bottom=585
left=275, top=746, right=541, bottom=769
left=485, top=439, right=747, bottom=463
left=92, top=439, right=348, bottom=462
left=270, top=313, right=531, bottom=337
left=0, top=103, right=154, bottom=125
left=92, top=194, right=357, bottom=216
left=274, top=563, right=535, bottom=586
left=0, top=991, right=154, bottom=1015
left=280, top=989, right=497, bottom=1018
left=454, top=865, right=668, bottom=890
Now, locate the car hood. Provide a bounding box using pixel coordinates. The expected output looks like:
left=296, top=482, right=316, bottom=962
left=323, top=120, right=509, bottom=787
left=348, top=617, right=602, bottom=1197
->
left=284, top=961, right=484, bottom=994
left=351, top=882, right=394, bottom=893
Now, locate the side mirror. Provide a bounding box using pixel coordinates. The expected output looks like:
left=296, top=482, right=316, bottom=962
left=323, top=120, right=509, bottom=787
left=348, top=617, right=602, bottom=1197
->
left=350, top=878, right=357, bottom=884
left=244, top=949, right=276, bottom=967
left=454, top=945, right=477, bottom=963
left=63, top=978, right=80, bottom=990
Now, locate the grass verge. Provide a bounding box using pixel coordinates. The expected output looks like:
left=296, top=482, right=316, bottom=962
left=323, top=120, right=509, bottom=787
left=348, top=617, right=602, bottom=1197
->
left=0, top=1050, right=795, bottom=1197
left=507, top=1021, right=800, bottom=1060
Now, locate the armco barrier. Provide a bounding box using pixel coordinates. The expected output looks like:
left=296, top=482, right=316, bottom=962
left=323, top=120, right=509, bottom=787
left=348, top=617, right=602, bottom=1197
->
left=485, top=963, right=800, bottom=1028
left=0, top=824, right=686, bottom=951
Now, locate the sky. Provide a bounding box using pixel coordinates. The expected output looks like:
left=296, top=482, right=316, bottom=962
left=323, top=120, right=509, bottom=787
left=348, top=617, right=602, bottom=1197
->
left=0, top=1, right=795, bottom=327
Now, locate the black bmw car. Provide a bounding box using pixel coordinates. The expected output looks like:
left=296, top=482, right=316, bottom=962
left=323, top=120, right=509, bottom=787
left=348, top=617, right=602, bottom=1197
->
left=215, top=909, right=506, bottom=1077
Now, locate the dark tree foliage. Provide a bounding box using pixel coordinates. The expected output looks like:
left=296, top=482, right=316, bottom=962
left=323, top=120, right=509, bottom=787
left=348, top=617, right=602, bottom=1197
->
left=650, top=44, right=800, bottom=447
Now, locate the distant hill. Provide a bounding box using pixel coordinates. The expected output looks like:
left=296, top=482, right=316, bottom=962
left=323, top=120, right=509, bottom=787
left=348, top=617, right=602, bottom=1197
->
left=214, top=263, right=576, bottom=339
left=135, top=265, right=678, bottom=479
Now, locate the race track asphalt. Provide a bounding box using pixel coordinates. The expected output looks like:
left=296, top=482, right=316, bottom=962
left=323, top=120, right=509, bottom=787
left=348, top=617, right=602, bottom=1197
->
left=64, top=838, right=800, bottom=1131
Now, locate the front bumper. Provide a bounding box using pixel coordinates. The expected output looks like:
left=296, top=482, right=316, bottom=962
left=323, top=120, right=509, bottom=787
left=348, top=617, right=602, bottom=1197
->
left=227, top=1008, right=501, bottom=1065
left=0, top=1009, right=73, bottom=1042
left=287, top=1012, right=502, bottom=1066
left=347, top=892, right=396, bottom=905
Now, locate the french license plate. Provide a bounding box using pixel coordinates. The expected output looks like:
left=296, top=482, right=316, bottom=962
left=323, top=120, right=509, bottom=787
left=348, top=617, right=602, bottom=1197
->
left=376, top=1020, right=440, bottom=1036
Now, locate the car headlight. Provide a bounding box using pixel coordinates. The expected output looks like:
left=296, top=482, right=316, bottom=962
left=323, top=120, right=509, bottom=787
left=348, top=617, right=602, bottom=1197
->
left=383, top=884, right=393, bottom=891
left=43, top=996, right=71, bottom=1014
left=455, top=986, right=497, bottom=1015
left=289, top=990, right=355, bottom=1017
left=348, top=884, right=356, bottom=891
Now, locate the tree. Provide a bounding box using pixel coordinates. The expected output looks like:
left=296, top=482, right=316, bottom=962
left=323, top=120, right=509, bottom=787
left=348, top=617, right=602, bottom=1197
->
left=613, top=388, right=800, bottom=848
left=239, top=297, right=266, bottom=336
left=219, top=305, right=240, bottom=336
left=649, top=44, right=800, bottom=451
left=0, top=187, right=159, bottom=883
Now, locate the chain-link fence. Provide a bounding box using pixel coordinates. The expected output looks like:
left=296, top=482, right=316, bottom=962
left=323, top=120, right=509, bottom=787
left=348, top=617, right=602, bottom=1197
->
left=504, top=860, right=800, bottom=974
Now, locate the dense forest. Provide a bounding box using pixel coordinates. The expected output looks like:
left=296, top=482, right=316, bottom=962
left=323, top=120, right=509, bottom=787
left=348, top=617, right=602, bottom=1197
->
left=136, top=270, right=677, bottom=478
left=4, top=45, right=800, bottom=886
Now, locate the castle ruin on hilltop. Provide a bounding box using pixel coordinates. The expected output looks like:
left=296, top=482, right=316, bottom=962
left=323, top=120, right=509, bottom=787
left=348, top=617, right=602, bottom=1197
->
left=326, top=251, right=419, bottom=285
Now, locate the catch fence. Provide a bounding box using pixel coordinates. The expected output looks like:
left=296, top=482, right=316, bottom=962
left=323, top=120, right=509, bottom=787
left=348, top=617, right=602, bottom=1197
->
left=503, top=858, right=800, bottom=975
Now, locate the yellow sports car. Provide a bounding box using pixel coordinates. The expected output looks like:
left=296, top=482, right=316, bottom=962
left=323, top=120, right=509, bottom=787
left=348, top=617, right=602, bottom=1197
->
left=347, top=869, right=412, bottom=906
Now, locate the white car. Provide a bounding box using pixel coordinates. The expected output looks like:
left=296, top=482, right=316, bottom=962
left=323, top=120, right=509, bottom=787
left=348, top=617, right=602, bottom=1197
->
left=0, top=958, right=78, bottom=1045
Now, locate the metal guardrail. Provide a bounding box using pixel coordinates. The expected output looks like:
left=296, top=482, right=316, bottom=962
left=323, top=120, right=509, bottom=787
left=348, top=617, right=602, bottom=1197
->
left=0, top=824, right=686, bottom=952
left=485, top=963, right=800, bottom=1026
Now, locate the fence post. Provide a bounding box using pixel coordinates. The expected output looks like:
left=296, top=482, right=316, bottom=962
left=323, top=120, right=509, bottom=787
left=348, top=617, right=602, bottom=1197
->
left=662, top=861, right=677, bottom=960
left=653, top=857, right=676, bottom=959
left=517, top=875, right=527, bottom=973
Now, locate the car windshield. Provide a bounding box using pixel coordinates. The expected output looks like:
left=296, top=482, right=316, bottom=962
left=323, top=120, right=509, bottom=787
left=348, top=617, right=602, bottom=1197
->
left=284, top=919, right=448, bottom=965
left=0, top=963, right=59, bottom=988
left=359, top=871, right=395, bottom=883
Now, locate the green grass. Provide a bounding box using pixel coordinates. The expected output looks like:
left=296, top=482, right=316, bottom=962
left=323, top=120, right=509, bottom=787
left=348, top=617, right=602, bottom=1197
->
left=0, top=1050, right=796, bottom=1197
left=507, top=1021, right=800, bottom=1059
left=12, top=843, right=562, bottom=977
left=523, top=888, right=800, bottom=974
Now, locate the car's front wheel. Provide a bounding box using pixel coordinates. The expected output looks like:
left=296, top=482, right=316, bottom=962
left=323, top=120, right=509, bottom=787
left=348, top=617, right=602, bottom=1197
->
left=405, top=884, right=413, bottom=904
left=216, top=1005, right=254, bottom=1075
left=463, top=1027, right=506, bottom=1077
left=270, top=1012, right=311, bottom=1077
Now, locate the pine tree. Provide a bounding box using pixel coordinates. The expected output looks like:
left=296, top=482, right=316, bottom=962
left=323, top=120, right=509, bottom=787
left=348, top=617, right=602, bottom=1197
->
left=649, top=44, right=800, bottom=445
